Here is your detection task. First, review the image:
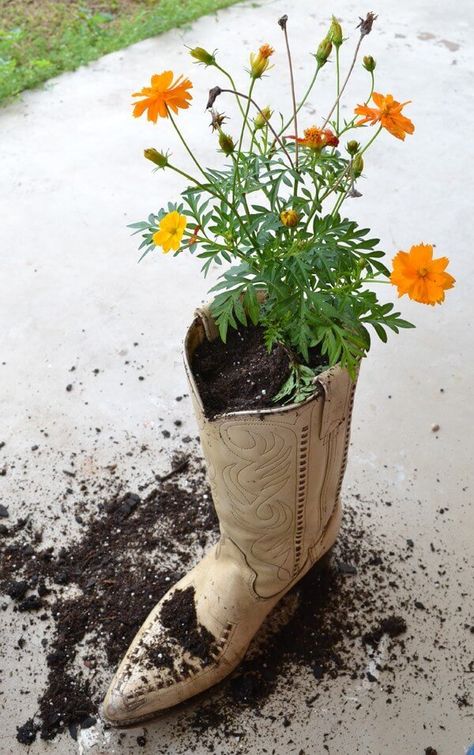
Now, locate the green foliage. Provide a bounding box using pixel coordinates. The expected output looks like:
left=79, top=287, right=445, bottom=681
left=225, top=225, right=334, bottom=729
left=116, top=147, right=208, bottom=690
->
left=0, top=0, right=239, bottom=104
left=134, top=143, right=413, bottom=388
left=272, top=363, right=326, bottom=405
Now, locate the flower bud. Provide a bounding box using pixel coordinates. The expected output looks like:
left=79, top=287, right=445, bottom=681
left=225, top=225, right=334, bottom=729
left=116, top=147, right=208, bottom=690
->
left=362, top=55, right=376, bottom=72
left=352, top=153, right=364, bottom=178
left=346, top=140, right=360, bottom=156
left=189, top=46, right=216, bottom=66
left=144, top=148, right=168, bottom=168
left=280, top=209, right=300, bottom=228
left=315, top=37, right=332, bottom=67
left=218, top=130, right=235, bottom=156
left=249, top=44, right=274, bottom=79
left=328, top=16, right=343, bottom=47
left=254, top=106, right=273, bottom=129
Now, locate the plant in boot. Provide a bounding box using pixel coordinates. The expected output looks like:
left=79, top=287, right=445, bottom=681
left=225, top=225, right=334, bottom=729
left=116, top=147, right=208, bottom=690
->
left=103, top=11, right=455, bottom=726
left=128, top=12, right=454, bottom=407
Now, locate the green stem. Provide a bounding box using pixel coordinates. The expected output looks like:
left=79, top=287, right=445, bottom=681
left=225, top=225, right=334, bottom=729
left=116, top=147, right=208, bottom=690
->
left=331, top=70, right=376, bottom=140
left=277, top=63, right=320, bottom=137
left=329, top=125, right=383, bottom=217
left=167, top=109, right=208, bottom=181
left=335, top=47, right=341, bottom=133
left=321, top=32, right=365, bottom=130
left=232, top=79, right=255, bottom=205
left=214, top=63, right=247, bottom=120
left=359, top=124, right=382, bottom=156
left=219, top=88, right=294, bottom=169
left=282, top=22, right=299, bottom=174
left=167, top=163, right=255, bottom=251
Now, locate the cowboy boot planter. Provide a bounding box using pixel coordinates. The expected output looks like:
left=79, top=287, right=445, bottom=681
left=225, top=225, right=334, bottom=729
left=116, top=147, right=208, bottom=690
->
left=102, top=308, right=357, bottom=726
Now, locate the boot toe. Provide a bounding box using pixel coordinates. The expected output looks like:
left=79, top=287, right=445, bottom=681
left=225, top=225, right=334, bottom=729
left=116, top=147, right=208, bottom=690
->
left=102, top=686, right=128, bottom=724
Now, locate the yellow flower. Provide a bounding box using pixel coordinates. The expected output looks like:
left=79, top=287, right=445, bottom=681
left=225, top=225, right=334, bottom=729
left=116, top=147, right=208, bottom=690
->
left=153, top=211, right=187, bottom=253
left=390, top=243, right=455, bottom=304
left=250, top=44, right=274, bottom=79
left=280, top=209, right=300, bottom=228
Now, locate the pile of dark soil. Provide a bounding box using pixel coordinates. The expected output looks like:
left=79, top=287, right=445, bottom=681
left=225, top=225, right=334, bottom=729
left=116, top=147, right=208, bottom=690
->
left=0, top=454, right=219, bottom=743
left=0, top=443, right=414, bottom=748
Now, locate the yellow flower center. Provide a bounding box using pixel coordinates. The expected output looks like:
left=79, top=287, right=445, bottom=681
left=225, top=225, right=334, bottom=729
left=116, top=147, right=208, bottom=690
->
left=418, top=267, right=428, bottom=277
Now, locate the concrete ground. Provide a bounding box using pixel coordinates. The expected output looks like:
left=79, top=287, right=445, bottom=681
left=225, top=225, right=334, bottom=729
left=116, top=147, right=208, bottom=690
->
left=1, top=0, right=473, bottom=752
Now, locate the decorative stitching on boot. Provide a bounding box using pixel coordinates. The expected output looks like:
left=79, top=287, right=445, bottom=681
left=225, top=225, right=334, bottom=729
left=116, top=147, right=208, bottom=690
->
left=293, top=424, right=309, bottom=577
left=216, top=422, right=297, bottom=598
left=113, top=619, right=238, bottom=713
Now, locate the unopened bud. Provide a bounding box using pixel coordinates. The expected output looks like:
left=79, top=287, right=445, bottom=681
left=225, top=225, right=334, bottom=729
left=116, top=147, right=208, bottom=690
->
left=315, top=37, right=332, bottom=67
left=352, top=153, right=364, bottom=178
left=254, top=106, right=272, bottom=129
left=189, top=46, right=216, bottom=66
left=144, top=148, right=168, bottom=168
left=346, top=140, right=360, bottom=156
left=218, top=130, right=235, bottom=156
left=250, top=44, right=274, bottom=79
left=280, top=209, right=300, bottom=228
left=363, top=55, right=376, bottom=72
left=329, top=16, right=343, bottom=47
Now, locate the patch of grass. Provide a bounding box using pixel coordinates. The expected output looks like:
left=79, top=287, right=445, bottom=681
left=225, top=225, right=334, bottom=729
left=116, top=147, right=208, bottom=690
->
left=0, top=0, right=239, bottom=104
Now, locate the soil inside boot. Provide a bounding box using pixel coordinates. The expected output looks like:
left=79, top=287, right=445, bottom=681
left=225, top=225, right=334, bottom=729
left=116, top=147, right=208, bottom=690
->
left=191, top=324, right=327, bottom=417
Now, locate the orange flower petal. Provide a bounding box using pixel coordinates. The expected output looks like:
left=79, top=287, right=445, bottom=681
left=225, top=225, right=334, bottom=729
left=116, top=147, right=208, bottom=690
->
left=390, top=244, right=454, bottom=305
left=131, top=71, right=192, bottom=123
left=354, top=92, right=414, bottom=140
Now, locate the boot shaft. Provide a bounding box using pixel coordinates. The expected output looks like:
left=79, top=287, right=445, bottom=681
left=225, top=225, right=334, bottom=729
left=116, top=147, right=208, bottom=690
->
left=184, top=311, right=357, bottom=599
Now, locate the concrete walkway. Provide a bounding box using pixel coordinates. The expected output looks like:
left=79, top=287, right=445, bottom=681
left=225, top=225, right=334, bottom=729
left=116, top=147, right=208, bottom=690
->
left=1, top=0, right=473, bottom=753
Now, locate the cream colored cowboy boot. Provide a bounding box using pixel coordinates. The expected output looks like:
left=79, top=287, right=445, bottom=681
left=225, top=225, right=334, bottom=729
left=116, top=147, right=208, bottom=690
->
left=102, top=309, right=357, bottom=726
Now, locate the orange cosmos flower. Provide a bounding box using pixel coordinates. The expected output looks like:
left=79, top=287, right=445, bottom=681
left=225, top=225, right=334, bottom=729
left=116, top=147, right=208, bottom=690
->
left=390, top=244, right=455, bottom=305
left=132, top=71, right=192, bottom=122
left=287, top=126, right=339, bottom=151
left=354, top=92, right=414, bottom=140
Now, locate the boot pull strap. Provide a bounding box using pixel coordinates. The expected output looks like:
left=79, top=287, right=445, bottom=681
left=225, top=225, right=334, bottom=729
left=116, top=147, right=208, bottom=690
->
left=317, top=367, right=354, bottom=439
left=194, top=304, right=219, bottom=342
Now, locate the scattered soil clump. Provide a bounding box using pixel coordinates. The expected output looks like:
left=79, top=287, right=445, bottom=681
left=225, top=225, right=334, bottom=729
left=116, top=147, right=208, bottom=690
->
left=161, top=585, right=216, bottom=664
left=362, top=615, right=407, bottom=648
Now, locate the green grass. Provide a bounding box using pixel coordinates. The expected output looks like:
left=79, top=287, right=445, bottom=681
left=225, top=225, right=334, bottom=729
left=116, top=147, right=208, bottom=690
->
left=0, top=0, right=239, bottom=104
